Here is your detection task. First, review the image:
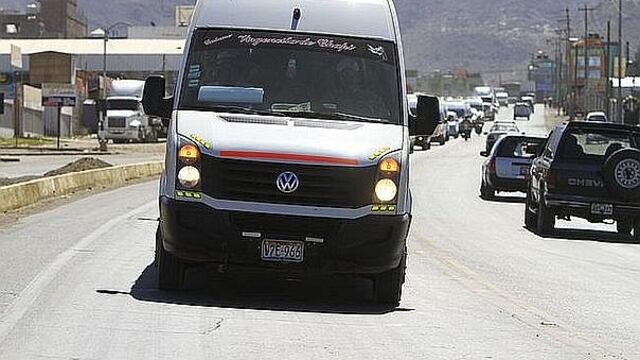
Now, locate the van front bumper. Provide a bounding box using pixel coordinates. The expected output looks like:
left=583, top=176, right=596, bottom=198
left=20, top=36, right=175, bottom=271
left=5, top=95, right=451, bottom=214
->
left=159, top=196, right=410, bottom=275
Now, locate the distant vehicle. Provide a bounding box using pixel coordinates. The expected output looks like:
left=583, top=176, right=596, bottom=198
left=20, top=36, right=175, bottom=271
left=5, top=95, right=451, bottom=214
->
left=409, top=94, right=446, bottom=150
left=100, top=80, right=163, bottom=143
left=446, top=101, right=472, bottom=139
left=474, top=86, right=493, bottom=98
left=586, top=111, right=608, bottom=122
left=482, top=103, right=496, bottom=121
left=480, top=135, right=546, bottom=199
left=521, top=96, right=535, bottom=114
left=496, top=92, right=509, bottom=107
left=526, top=121, right=640, bottom=241
left=514, top=102, right=531, bottom=120
left=484, top=122, right=522, bottom=153
left=427, top=99, right=449, bottom=146
left=502, top=82, right=522, bottom=98
left=445, top=111, right=460, bottom=139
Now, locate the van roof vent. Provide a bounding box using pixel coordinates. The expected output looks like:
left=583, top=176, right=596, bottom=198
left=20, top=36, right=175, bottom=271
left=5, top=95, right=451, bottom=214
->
left=220, top=115, right=289, bottom=126
left=293, top=119, right=362, bottom=130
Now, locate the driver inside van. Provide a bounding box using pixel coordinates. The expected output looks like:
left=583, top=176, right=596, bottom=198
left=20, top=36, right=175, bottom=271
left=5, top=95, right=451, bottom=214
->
left=335, top=58, right=388, bottom=118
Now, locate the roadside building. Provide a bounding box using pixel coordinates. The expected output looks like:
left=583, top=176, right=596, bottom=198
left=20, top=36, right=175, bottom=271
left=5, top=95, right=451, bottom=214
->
left=0, top=39, right=184, bottom=138
left=0, top=0, right=87, bottom=39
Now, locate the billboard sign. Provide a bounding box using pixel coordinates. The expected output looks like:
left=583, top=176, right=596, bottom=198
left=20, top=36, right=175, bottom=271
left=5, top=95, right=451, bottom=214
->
left=42, top=83, right=77, bottom=107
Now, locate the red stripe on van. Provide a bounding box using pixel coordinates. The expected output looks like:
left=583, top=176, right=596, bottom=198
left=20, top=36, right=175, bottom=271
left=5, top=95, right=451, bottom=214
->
left=219, top=150, right=359, bottom=165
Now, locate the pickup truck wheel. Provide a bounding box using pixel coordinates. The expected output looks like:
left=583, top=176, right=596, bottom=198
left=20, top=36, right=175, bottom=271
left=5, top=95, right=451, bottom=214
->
left=633, top=219, right=640, bottom=243
left=373, top=250, right=406, bottom=307
left=524, top=191, right=537, bottom=229
left=480, top=181, right=494, bottom=200
left=616, top=221, right=633, bottom=236
left=536, top=198, right=555, bottom=236
left=603, top=149, right=640, bottom=201
left=156, top=226, right=185, bottom=290
left=439, top=137, right=445, bottom=146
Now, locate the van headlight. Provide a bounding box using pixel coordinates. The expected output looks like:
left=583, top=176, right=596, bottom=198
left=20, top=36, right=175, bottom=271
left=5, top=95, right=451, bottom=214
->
left=374, top=152, right=401, bottom=203
left=375, top=178, right=397, bottom=202
left=178, top=166, right=200, bottom=188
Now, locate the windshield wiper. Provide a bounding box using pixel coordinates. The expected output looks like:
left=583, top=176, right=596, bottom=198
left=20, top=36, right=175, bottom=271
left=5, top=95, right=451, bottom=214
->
left=283, top=111, right=390, bottom=124
left=209, top=105, right=287, bottom=117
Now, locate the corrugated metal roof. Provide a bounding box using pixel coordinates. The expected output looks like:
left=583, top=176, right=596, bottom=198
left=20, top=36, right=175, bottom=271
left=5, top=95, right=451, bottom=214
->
left=0, top=39, right=186, bottom=55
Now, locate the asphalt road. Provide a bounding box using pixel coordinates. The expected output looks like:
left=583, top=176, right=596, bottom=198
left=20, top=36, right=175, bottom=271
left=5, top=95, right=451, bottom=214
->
left=1, top=106, right=639, bottom=359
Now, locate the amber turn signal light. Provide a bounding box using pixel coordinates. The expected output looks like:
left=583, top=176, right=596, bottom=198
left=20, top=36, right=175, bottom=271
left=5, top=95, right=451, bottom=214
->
left=379, top=158, right=399, bottom=173
left=178, top=144, right=199, bottom=165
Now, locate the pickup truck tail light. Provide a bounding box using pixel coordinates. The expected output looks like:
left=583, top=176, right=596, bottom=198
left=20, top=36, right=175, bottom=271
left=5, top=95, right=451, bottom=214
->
left=487, top=158, right=496, bottom=174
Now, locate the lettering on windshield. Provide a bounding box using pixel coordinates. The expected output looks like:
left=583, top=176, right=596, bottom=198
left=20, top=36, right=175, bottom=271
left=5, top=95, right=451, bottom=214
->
left=203, top=34, right=358, bottom=53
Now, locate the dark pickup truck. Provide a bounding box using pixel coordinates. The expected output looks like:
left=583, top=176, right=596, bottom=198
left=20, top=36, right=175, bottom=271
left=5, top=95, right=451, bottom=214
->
left=525, top=121, right=640, bottom=241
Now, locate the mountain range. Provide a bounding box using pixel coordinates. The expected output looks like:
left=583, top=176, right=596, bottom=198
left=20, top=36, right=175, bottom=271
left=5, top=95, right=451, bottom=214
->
left=2, top=0, right=639, bottom=77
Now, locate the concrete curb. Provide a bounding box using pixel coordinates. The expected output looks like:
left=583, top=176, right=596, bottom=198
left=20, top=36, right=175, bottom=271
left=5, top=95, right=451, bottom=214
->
left=0, top=161, right=163, bottom=213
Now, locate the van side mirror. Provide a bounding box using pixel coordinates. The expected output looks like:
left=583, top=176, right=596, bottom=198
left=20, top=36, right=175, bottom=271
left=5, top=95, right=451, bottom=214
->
left=409, top=95, right=439, bottom=137
left=142, top=75, right=173, bottom=125
left=480, top=151, right=489, bottom=157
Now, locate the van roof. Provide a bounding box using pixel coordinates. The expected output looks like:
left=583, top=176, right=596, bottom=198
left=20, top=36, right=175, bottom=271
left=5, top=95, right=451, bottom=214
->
left=192, top=0, right=397, bottom=41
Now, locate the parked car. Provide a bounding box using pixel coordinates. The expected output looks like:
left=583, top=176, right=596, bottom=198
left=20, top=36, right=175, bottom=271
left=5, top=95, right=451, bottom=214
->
left=586, top=111, right=608, bottom=122
left=480, top=135, right=546, bottom=199
left=514, top=102, right=531, bottom=120
left=526, top=121, right=640, bottom=241
left=484, top=121, right=522, bottom=153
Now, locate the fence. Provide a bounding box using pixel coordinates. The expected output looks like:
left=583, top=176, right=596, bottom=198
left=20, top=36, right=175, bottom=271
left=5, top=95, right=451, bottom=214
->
left=0, top=85, right=73, bottom=138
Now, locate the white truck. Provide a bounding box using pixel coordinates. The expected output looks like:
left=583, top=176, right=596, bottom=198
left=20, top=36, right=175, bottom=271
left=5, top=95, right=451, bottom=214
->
left=142, top=0, right=439, bottom=306
left=99, top=80, right=162, bottom=143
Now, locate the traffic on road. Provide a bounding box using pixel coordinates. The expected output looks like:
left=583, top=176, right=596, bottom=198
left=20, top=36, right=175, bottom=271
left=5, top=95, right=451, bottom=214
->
left=1, top=0, right=640, bottom=359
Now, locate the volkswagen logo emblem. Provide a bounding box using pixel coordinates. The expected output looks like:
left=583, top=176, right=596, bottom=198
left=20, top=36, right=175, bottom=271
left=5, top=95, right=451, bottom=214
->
left=276, top=172, right=300, bottom=193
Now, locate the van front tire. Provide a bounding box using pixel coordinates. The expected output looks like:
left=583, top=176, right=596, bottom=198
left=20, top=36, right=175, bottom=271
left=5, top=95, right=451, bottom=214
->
left=156, top=227, right=185, bottom=290
left=373, top=251, right=406, bottom=307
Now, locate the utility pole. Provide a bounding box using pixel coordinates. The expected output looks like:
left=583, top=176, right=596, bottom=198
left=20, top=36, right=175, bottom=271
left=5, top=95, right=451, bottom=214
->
left=617, top=0, right=623, bottom=124
left=606, top=21, right=611, bottom=120
left=579, top=4, right=595, bottom=115
left=566, top=7, right=574, bottom=118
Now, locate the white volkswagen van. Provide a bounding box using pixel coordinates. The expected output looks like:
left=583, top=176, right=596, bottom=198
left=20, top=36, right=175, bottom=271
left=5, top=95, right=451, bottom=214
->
left=143, top=0, right=438, bottom=306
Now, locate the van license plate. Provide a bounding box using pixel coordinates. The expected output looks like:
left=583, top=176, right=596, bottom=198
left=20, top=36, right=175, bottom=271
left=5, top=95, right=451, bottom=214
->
left=261, top=240, right=304, bottom=263
left=591, top=203, right=613, bottom=215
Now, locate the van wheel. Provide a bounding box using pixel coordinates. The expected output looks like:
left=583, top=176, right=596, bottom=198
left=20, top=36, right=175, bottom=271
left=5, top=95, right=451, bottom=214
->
left=422, top=142, right=430, bottom=151
left=524, top=190, right=537, bottom=230
left=536, top=197, right=555, bottom=236
left=156, top=226, right=185, bottom=290
left=373, top=250, right=406, bottom=307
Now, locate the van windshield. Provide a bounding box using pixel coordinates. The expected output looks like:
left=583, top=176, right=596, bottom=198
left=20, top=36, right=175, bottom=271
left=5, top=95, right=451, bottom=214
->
left=179, top=29, right=402, bottom=124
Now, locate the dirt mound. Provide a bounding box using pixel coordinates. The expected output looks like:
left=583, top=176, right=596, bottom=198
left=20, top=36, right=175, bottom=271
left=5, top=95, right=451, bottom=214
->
left=43, top=158, right=113, bottom=177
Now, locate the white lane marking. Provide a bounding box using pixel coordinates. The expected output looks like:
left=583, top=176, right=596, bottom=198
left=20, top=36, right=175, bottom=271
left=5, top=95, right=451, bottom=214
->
left=0, top=201, right=156, bottom=343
